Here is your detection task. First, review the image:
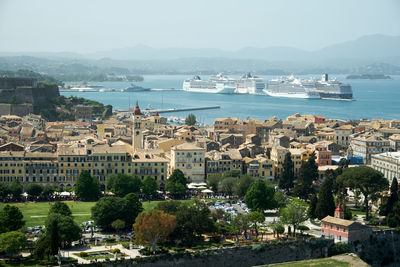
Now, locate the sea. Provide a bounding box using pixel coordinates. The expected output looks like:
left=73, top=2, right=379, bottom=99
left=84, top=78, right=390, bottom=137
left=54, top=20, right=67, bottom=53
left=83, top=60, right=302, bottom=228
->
left=61, top=74, right=400, bottom=125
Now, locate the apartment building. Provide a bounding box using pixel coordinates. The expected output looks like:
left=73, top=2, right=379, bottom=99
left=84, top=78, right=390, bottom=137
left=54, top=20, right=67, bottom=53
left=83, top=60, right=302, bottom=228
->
left=371, top=152, right=400, bottom=183
left=171, top=143, right=205, bottom=183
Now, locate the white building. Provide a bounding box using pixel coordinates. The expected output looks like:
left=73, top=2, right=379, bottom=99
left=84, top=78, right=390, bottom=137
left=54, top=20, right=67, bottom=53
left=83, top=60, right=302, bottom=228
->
left=371, top=152, right=400, bottom=183
left=350, top=134, right=391, bottom=164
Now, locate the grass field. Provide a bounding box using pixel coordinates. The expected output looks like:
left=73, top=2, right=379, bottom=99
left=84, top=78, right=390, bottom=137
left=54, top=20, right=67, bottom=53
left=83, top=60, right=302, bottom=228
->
left=271, top=254, right=369, bottom=267
left=0, top=200, right=166, bottom=227
left=274, top=258, right=350, bottom=267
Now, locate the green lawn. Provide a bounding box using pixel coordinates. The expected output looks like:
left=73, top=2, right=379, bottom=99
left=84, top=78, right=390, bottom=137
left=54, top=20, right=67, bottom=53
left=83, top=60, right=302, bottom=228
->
left=272, top=258, right=350, bottom=267
left=0, top=200, right=185, bottom=227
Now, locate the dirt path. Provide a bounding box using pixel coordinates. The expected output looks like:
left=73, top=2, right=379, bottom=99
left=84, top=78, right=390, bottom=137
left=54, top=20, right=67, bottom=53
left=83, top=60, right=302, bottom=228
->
left=331, top=253, right=369, bottom=267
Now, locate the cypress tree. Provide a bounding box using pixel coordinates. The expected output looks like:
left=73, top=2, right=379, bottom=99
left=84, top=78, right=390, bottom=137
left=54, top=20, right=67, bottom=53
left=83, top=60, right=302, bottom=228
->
left=385, top=178, right=399, bottom=216
left=308, top=194, right=318, bottom=219
left=279, top=152, right=294, bottom=191
left=315, top=177, right=335, bottom=220
left=294, top=153, right=318, bottom=199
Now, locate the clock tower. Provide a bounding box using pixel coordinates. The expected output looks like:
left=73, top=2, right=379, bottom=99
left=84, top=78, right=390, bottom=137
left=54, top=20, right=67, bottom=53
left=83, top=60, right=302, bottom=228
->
left=132, top=101, right=143, bottom=151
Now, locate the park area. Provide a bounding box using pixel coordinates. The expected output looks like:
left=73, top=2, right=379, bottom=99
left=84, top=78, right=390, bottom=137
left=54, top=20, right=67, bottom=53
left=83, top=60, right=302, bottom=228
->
left=0, top=200, right=165, bottom=227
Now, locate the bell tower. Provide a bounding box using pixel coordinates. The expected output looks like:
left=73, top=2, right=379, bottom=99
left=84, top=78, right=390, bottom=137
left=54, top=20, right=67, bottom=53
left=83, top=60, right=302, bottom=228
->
left=132, top=101, right=143, bottom=151
left=334, top=203, right=344, bottom=219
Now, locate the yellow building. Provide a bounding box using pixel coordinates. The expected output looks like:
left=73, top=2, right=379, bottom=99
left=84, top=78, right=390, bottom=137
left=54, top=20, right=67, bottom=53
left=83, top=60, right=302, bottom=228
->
left=0, top=151, right=58, bottom=186
left=271, top=146, right=312, bottom=178
left=243, top=156, right=275, bottom=182
left=205, top=150, right=243, bottom=176
left=132, top=149, right=169, bottom=187
left=171, top=143, right=205, bottom=183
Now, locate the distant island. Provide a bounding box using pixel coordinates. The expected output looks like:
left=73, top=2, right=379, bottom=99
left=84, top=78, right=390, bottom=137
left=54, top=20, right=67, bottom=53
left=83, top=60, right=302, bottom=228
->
left=346, top=74, right=392, bottom=80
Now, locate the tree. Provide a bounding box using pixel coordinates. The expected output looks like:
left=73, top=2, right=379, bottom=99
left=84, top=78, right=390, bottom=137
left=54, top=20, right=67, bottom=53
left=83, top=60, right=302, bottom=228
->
left=124, top=193, right=144, bottom=225
left=91, top=196, right=143, bottom=230
left=185, top=113, right=196, bottom=126
left=75, top=170, right=101, bottom=201
left=293, top=153, right=318, bottom=199
left=134, top=210, right=176, bottom=253
left=111, top=174, right=142, bottom=197
left=270, top=222, right=285, bottom=238
left=111, top=219, right=125, bottom=233
left=46, top=213, right=81, bottom=248
left=46, top=214, right=60, bottom=255
left=142, top=176, right=158, bottom=198
left=384, top=178, right=399, bottom=216
left=244, top=179, right=276, bottom=211
left=308, top=194, right=318, bottom=219
left=280, top=198, right=309, bottom=237
left=9, top=180, right=23, bottom=199
left=106, top=174, right=118, bottom=191
left=206, top=174, right=222, bottom=192
left=156, top=200, right=183, bottom=214
left=279, top=152, right=294, bottom=191
left=387, top=201, right=400, bottom=227
left=315, top=177, right=335, bottom=220
left=42, top=185, right=55, bottom=200
left=0, top=183, right=9, bottom=200
left=219, top=177, right=236, bottom=196
left=0, top=231, right=27, bottom=257
left=26, top=183, right=43, bottom=198
left=0, top=205, right=25, bottom=232
left=232, top=213, right=250, bottom=240
left=274, top=190, right=288, bottom=210
left=157, top=200, right=215, bottom=245
left=248, top=211, right=265, bottom=238
left=49, top=201, right=72, bottom=217
left=233, top=175, right=255, bottom=198
left=337, top=166, right=388, bottom=220
left=166, top=169, right=187, bottom=198
left=223, top=170, right=241, bottom=178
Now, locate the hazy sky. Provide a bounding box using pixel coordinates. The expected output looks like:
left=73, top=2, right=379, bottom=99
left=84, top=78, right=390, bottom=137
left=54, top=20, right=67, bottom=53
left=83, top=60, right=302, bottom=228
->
left=0, top=0, right=399, bottom=53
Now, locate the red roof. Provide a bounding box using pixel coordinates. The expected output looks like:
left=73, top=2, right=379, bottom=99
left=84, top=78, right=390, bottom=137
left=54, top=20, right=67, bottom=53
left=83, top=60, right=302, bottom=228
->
left=133, top=102, right=141, bottom=115
left=335, top=203, right=343, bottom=212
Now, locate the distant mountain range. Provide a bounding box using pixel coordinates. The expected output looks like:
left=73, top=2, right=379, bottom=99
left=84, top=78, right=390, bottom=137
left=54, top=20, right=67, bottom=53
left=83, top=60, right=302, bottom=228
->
left=0, top=34, right=399, bottom=75
left=82, top=34, right=400, bottom=62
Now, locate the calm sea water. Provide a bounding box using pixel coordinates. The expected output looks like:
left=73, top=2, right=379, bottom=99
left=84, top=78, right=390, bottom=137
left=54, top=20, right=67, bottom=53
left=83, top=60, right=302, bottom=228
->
left=62, top=74, right=400, bottom=124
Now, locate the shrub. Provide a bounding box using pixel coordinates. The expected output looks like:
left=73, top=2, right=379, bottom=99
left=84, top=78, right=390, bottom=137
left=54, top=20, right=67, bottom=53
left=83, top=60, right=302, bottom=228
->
left=112, top=248, right=121, bottom=254
left=251, top=244, right=265, bottom=252
left=328, top=242, right=349, bottom=256
left=79, top=252, right=89, bottom=257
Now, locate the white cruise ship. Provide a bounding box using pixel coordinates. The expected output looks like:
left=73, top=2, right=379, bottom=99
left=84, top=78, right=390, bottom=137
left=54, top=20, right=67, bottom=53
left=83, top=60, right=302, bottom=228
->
left=234, top=73, right=265, bottom=94
left=265, top=74, right=353, bottom=100
left=182, top=73, right=236, bottom=94
left=265, top=76, right=320, bottom=99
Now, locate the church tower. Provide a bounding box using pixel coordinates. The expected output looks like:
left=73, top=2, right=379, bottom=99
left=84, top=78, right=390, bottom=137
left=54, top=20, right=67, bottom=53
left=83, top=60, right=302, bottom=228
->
left=334, top=203, right=344, bottom=219
left=132, top=101, right=143, bottom=151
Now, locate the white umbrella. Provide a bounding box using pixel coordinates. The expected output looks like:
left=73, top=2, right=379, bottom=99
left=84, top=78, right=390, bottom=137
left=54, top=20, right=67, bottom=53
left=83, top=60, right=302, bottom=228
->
left=21, top=192, right=28, bottom=197
left=60, top=191, right=71, bottom=196
left=201, top=189, right=213, bottom=194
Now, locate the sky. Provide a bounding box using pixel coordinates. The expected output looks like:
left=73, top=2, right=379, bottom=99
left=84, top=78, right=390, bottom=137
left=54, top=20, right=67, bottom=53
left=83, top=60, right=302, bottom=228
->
left=0, top=0, right=399, bottom=53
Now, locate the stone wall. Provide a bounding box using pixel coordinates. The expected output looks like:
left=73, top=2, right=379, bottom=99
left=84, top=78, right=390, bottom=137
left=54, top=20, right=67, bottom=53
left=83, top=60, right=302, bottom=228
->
left=0, top=78, right=59, bottom=106
left=350, top=230, right=400, bottom=266
left=0, top=104, right=33, bottom=116
left=82, top=239, right=333, bottom=267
